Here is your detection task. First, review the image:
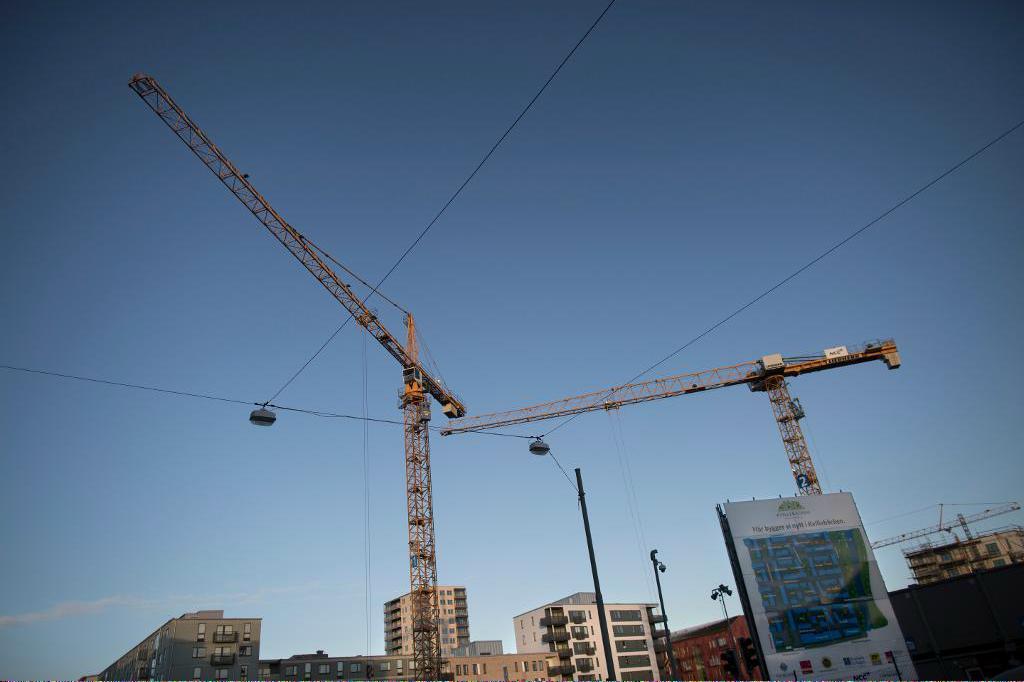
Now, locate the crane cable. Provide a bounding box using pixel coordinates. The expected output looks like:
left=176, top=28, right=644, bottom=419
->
left=607, top=411, right=657, bottom=603
left=362, top=332, right=372, bottom=655
left=266, top=0, right=620, bottom=403
left=542, top=115, right=1024, bottom=439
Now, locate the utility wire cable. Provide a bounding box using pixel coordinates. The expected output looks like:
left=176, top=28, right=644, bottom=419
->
left=0, top=363, right=531, bottom=437
left=543, top=115, right=1024, bottom=438
left=267, top=0, right=619, bottom=402
left=547, top=448, right=580, bottom=495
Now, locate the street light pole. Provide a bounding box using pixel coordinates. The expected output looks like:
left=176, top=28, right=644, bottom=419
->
left=575, top=467, right=616, bottom=682
left=712, top=584, right=742, bottom=679
left=650, top=549, right=682, bottom=680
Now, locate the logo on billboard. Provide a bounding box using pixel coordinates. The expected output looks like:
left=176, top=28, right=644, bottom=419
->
left=776, top=499, right=809, bottom=517
left=821, top=657, right=833, bottom=669
left=799, top=660, right=813, bottom=674
left=870, top=653, right=882, bottom=665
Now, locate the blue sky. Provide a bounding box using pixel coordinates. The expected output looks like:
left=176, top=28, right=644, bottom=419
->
left=1, top=0, right=1022, bottom=678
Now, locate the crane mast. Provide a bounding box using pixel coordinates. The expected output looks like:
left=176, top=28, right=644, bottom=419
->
left=442, top=340, right=901, bottom=495
left=129, top=73, right=461, bottom=677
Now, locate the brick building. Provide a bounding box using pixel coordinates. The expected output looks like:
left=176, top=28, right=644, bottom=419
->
left=668, top=615, right=757, bottom=681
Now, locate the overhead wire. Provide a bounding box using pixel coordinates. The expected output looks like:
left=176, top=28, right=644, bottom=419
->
left=266, top=0, right=620, bottom=402
left=542, top=115, right=1024, bottom=439
left=0, top=363, right=531, bottom=438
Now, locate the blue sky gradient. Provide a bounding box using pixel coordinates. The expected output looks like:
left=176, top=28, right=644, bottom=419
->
left=1, top=0, right=1022, bottom=677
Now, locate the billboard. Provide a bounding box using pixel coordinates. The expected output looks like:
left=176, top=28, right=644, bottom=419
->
left=723, top=492, right=917, bottom=681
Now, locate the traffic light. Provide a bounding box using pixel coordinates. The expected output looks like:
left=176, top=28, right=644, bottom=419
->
left=720, top=649, right=739, bottom=678
left=739, top=637, right=760, bottom=675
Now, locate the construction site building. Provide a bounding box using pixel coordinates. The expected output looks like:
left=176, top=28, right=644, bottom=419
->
left=904, top=526, right=1024, bottom=585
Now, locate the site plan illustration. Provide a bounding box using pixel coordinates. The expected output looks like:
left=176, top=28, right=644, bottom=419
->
left=744, top=528, right=889, bottom=651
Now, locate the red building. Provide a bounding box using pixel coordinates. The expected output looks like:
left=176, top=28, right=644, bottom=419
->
left=666, top=615, right=760, bottom=680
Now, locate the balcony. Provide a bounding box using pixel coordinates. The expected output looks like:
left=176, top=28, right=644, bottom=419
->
left=570, top=613, right=587, bottom=624
left=211, top=654, right=236, bottom=666
left=648, top=613, right=666, bottom=624
left=654, top=639, right=668, bottom=653
left=542, top=632, right=570, bottom=643
left=547, top=664, right=574, bottom=677
left=557, top=648, right=573, bottom=660
left=540, top=615, right=569, bottom=627
left=571, top=629, right=589, bottom=641
left=576, top=660, right=594, bottom=673
left=213, top=632, right=239, bottom=643
left=578, top=645, right=596, bottom=656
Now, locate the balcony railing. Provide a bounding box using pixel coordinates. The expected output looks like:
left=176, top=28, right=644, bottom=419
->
left=569, top=613, right=587, bottom=624
left=557, top=648, right=573, bottom=659
left=576, top=660, right=594, bottom=673
left=547, top=664, right=574, bottom=677
left=648, top=613, right=667, bottom=624
left=211, top=654, right=236, bottom=666
left=213, top=632, right=239, bottom=643
left=540, top=615, right=569, bottom=627
left=654, top=639, right=668, bottom=653
left=571, top=629, right=589, bottom=640
left=542, top=632, right=570, bottom=643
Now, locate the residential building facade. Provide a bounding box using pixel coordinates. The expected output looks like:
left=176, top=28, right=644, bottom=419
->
left=98, top=609, right=261, bottom=681
left=668, top=616, right=755, bottom=681
left=904, top=526, right=1024, bottom=585
left=513, top=592, right=663, bottom=681
left=258, top=651, right=415, bottom=681
left=451, top=653, right=552, bottom=682
left=384, top=585, right=469, bottom=657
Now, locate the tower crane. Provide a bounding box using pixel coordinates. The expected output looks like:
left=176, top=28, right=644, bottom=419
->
left=442, top=339, right=902, bottom=495
left=870, top=502, right=1021, bottom=549
left=129, top=74, right=464, bottom=677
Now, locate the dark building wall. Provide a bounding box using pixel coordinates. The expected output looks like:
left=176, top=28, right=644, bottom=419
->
left=890, top=562, right=1024, bottom=680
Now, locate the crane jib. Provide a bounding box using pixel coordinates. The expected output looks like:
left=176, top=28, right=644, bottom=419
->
left=128, top=74, right=465, bottom=418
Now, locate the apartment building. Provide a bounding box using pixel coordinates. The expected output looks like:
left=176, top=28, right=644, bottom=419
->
left=513, top=592, right=663, bottom=681
left=904, top=526, right=1024, bottom=585
left=384, top=585, right=469, bottom=656
left=98, top=609, right=261, bottom=681
left=451, top=653, right=552, bottom=682
left=258, top=651, right=414, bottom=680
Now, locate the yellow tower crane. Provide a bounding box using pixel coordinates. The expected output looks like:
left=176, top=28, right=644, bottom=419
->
left=129, top=73, right=464, bottom=677
left=442, top=340, right=901, bottom=495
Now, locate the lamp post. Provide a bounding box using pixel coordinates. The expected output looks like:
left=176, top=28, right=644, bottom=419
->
left=711, top=584, right=742, bottom=678
left=530, top=439, right=616, bottom=681
left=650, top=550, right=682, bottom=680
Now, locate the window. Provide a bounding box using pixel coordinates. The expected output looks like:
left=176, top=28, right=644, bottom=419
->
left=244, top=622, right=252, bottom=641
left=240, top=645, right=253, bottom=656
left=613, top=625, right=644, bottom=637
left=350, top=663, right=362, bottom=673
left=379, top=662, right=390, bottom=671
left=192, top=668, right=201, bottom=680
left=197, top=623, right=206, bottom=642
left=514, top=661, right=520, bottom=672
left=619, top=670, right=654, bottom=680
left=240, top=665, right=248, bottom=680
left=216, top=624, right=234, bottom=634
left=482, top=663, right=487, bottom=674
left=610, top=610, right=642, bottom=622
left=285, top=665, right=298, bottom=676
left=337, top=662, right=345, bottom=673
left=192, top=647, right=206, bottom=658
left=986, top=542, right=1000, bottom=555
left=531, top=661, right=538, bottom=672
left=618, top=656, right=651, bottom=669
left=994, top=558, right=1006, bottom=567
left=319, top=664, right=329, bottom=674
left=215, top=669, right=228, bottom=680
left=615, top=639, right=648, bottom=652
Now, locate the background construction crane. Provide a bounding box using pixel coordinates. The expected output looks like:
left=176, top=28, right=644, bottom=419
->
left=129, top=73, right=465, bottom=678
left=443, top=339, right=901, bottom=495
left=870, top=502, right=1022, bottom=549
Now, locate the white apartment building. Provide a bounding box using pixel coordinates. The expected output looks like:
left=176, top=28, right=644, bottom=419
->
left=513, top=592, right=665, bottom=681
left=384, top=585, right=469, bottom=657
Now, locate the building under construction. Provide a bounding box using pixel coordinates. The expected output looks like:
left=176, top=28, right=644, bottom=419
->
left=904, top=526, right=1024, bottom=585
